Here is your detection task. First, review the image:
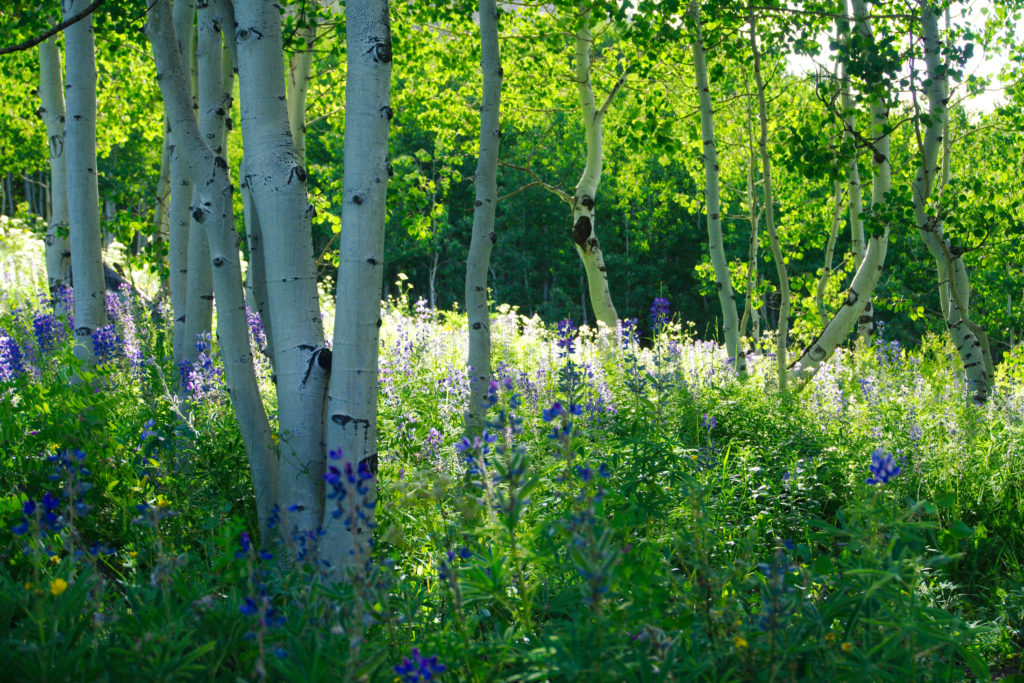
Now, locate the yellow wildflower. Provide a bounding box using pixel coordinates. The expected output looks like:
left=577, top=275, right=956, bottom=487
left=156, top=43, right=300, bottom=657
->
left=50, top=578, right=68, bottom=596
left=734, top=635, right=748, bottom=649
left=825, top=632, right=835, bottom=642
left=841, top=642, right=854, bottom=653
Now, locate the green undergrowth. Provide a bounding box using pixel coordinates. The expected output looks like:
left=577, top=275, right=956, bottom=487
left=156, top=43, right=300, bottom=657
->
left=0, top=227, right=1022, bottom=681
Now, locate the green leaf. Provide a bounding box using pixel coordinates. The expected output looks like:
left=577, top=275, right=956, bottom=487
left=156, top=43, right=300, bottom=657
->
left=949, top=520, right=973, bottom=538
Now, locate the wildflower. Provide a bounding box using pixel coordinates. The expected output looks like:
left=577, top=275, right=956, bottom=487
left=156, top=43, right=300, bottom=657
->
left=733, top=635, right=748, bottom=649
left=650, top=297, right=670, bottom=330
left=841, top=642, right=854, bottom=653
left=33, top=312, right=65, bottom=353
left=50, top=578, right=68, bottom=596
left=701, top=414, right=717, bottom=431
left=394, top=648, right=446, bottom=683
left=0, top=331, right=24, bottom=381
left=556, top=319, right=577, bottom=355
left=91, top=323, right=122, bottom=362
left=866, top=447, right=900, bottom=485
left=825, top=632, right=835, bottom=642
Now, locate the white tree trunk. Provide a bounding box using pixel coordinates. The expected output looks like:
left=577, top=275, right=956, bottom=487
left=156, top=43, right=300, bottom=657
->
left=168, top=0, right=197, bottom=375
left=287, top=12, right=316, bottom=165
left=324, top=0, right=392, bottom=572
left=791, top=0, right=891, bottom=382
left=913, top=2, right=991, bottom=402
left=148, top=0, right=278, bottom=530
left=38, top=37, right=72, bottom=310
left=691, top=3, right=744, bottom=373
left=815, top=178, right=844, bottom=326
left=63, top=0, right=108, bottom=366
left=464, top=0, right=502, bottom=430
left=749, top=6, right=789, bottom=389
left=572, top=7, right=619, bottom=330
left=235, top=0, right=328, bottom=536
left=152, top=127, right=171, bottom=254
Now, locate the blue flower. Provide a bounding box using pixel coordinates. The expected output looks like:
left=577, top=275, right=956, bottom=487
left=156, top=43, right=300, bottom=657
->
left=0, top=331, right=24, bottom=382
left=867, top=447, right=900, bottom=485
left=394, top=648, right=446, bottom=682
left=650, top=297, right=670, bottom=330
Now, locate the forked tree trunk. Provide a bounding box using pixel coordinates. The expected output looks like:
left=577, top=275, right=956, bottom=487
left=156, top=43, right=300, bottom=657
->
left=287, top=11, right=316, bottom=165
left=464, top=0, right=502, bottom=431
left=38, top=37, right=72, bottom=310
left=792, top=0, right=891, bottom=383
left=324, top=0, right=392, bottom=572
left=691, top=2, right=744, bottom=373
left=571, top=6, right=621, bottom=330
left=63, top=0, right=108, bottom=365
left=749, top=6, right=789, bottom=389
left=913, top=2, right=992, bottom=402
left=147, top=0, right=278, bottom=530
left=235, top=0, right=329, bottom=536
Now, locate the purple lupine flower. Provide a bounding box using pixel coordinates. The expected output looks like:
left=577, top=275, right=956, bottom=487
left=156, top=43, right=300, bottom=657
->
left=867, top=447, right=900, bottom=485
left=650, top=297, right=670, bottom=330
left=91, top=324, right=122, bottom=362
left=394, top=648, right=446, bottom=682
left=0, top=331, right=24, bottom=381
left=32, top=311, right=66, bottom=353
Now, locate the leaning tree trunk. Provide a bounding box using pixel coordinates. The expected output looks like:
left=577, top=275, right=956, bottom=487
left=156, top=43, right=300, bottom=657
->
left=323, top=0, right=392, bottom=573
left=815, top=177, right=844, bottom=327
left=791, top=0, right=891, bottom=383
left=147, top=0, right=278, bottom=531
left=913, top=2, right=992, bottom=403
left=749, top=6, right=789, bottom=390
left=38, top=36, right=72, bottom=311
left=691, top=3, right=744, bottom=373
left=571, top=5, right=622, bottom=330
left=235, top=0, right=329, bottom=537
left=63, top=0, right=108, bottom=366
left=464, top=0, right=502, bottom=431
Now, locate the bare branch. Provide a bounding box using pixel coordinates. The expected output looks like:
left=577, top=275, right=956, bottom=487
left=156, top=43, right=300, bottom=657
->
left=0, top=0, right=104, bottom=57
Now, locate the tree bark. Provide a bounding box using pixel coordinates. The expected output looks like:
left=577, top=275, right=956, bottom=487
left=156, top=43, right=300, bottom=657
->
left=324, top=0, right=392, bottom=572
left=692, top=3, right=744, bottom=373
left=913, top=1, right=992, bottom=402
left=791, top=0, right=891, bottom=383
left=63, top=0, right=108, bottom=366
left=572, top=5, right=619, bottom=330
left=749, top=5, right=788, bottom=389
left=235, top=0, right=329, bottom=536
left=147, top=0, right=278, bottom=531
left=38, top=36, right=72, bottom=312
left=464, top=0, right=502, bottom=431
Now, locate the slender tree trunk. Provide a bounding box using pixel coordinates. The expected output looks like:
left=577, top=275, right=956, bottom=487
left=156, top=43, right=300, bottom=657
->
left=38, top=37, right=72, bottom=311
left=287, top=13, right=316, bottom=165
left=692, top=3, right=744, bottom=373
left=749, top=6, right=788, bottom=389
left=913, top=2, right=992, bottom=402
left=815, top=178, right=844, bottom=326
left=147, top=0, right=278, bottom=531
left=571, top=5, right=621, bottom=330
left=168, top=0, right=197, bottom=376
left=738, top=66, right=760, bottom=349
left=791, top=0, right=891, bottom=383
left=841, top=50, right=871, bottom=340
left=63, top=0, right=108, bottom=365
left=465, top=0, right=502, bottom=430
left=152, top=128, right=171, bottom=253
left=235, top=0, right=328, bottom=536
left=324, top=0, right=392, bottom=572
left=240, top=157, right=275, bottom=367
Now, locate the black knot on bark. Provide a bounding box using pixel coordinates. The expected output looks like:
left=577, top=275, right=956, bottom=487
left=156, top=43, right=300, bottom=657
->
left=294, top=166, right=307, bottom=182
left=372, top=40, right=393, bottom=64
left=214, top=156, right=227, bottom=169
left=317, top=347, right=332, bottom=370
left=212, top=257, right=225, bottom=268
left=580, top=194, right=595, bottom=210
left=845, top=290, right=859, bottom=306
left=215, top=107, right=225, bottom=116
left=475, top=200, right=483, bottom=207
left=488, top=232, right=496, bottom=244
left=366, top=257, right=378, bottom=265
left=353, top=195, right=363, bottom=205
left=385, top=163, right=394, bottom=177
left=573, top=216, right=592, bottom=247
left=472, top=322, right=482, bottom=329
left=381, top=105, right=393, bottom=120
left=191, top=207, right=205, bottom=222
left=950, top=245, right=964, bottom=258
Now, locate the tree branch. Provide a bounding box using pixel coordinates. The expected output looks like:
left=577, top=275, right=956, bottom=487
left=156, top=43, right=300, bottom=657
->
left=0, top=0, right=104, bottom=57
left=498, top=160, right=573, bottom=204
